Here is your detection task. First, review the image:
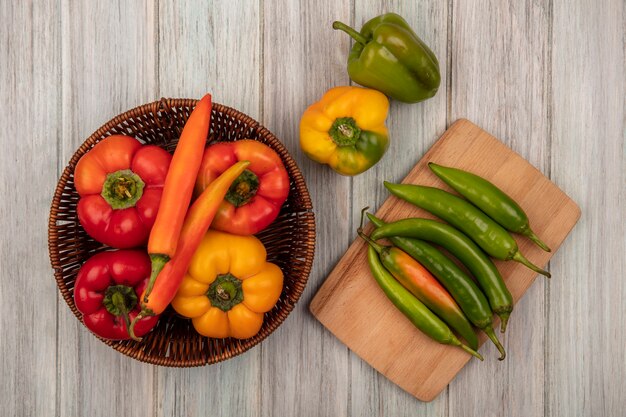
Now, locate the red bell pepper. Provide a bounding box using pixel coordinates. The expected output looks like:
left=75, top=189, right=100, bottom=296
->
left=74, top=135, right=172, bottom=248
left=195, top=140, right=290, bottom=235
left=74, top=249, right=159, bottom=340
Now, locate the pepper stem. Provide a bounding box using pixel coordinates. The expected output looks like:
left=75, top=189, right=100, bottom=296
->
left=128, top=306, right=156, bottom=342
left=128, top=311, right=144, bottom=342
left=103, top=285, right=137, bottom=339
left=499, top=312, right=511, bottom=333
left=101, top=169, right=145, bottom=210
left=459, top=343, right=484, bottom=361
left=512, top=251, right=551, bottom=278
left=358, top=206, right=369, bottom=229
left=332, top=21, right=368, bottom=45
left=119, top=307, right=131, bottom=338
left=328, top=117, right=361, bottom=147
left=207, top=273, right=244, bottom=312
left=483, top=326, right=506, bottom=360
left=523, top=228, right=552, bottom=252
left=358, top=231, right=386, bottom=254
left=225, top=169, right=259, bottom=207
left=357, top=207, right=386, bottom=254
left=143, top=254, right=170, bottom=303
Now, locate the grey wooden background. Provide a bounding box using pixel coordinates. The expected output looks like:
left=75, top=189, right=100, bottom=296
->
left=1, top=0, right=624, bottom=416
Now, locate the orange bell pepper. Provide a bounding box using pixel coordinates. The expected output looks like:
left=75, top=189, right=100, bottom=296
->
left=171, top=230, right=283, bottom=339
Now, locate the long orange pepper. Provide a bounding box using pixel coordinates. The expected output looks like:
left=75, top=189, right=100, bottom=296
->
left=358, top=230, right=479, bottom=350
left=144, top=94, right=212, bottom=298
left=129, top=161, right=250, bottom=340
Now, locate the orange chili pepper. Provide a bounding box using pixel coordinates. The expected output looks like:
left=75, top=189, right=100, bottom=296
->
left=358, top=229, right=479, bottom=350
left=144, top=94, right=212, bottom=299
left=128, top=161, right=250, bottom=341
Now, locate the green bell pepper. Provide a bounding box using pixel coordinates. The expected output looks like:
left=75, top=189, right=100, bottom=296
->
left=333, top=13, right=441, bottom=103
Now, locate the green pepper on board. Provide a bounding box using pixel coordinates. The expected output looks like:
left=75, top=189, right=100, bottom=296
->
left=365, top=243, right=482, bottom=360
left=358, top=210, right=478, bottom=350
left=333, top=13, right=441, bottom=103
left=384, top=182, right=551, bottom=278
left=367, top=214, right=514, bottom=333
left=428, top=162, right=551, bottom=252
left=368, top=214, right=506, bottom=359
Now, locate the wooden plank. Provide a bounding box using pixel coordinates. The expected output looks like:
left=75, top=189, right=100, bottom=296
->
left=350, top=1, right=449, bottom=415
left=0, top=1, right=60, bottom=416
left=548, top=0, right=625, bottom=416
left=447, top=1, right=551, bottom=416
left=155, top=1, right=262, bottom=416
left=310, top=119, right=580, bottom=402
left=157, top=0, right=260, bottom=117
left=260, top=1, right=352, bottom=416
left=1, top=1, right=621, bottom=416
left=56, top=1, right=159, bottom=416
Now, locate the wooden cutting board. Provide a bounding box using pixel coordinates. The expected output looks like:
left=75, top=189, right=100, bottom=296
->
left=309, top=119, right=581, bottom=402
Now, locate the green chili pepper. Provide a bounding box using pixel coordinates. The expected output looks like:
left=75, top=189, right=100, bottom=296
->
left=366, top=245, right=483, bottom=360
left=368, top=214, right=505, bottom=359
left=357, top=210, right=478, bottom=350
left=367, top=214, right=514, bottom=332
left=428, top=163, right=551, bottom=252
left=384, top=182, right=551, bottom=278
left=332, top=13, right=440, bottom=103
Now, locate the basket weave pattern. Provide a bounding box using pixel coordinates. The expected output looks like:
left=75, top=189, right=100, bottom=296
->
left=48, top=98, right=315, bottom=366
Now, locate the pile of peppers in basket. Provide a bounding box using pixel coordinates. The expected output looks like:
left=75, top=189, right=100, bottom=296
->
left=73, top=93, right=288, bottom=342
left=360, top=163, right=552, bottom=360
left=299, top=13, right=441, bottom=176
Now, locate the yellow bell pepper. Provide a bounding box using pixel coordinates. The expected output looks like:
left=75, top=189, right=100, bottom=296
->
left=299, top=86, right=389, bottom=176
left=171, top=230, right=283, bottom=339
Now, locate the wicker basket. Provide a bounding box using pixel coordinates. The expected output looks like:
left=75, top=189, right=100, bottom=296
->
left=48, top=98, right=315, bottom=366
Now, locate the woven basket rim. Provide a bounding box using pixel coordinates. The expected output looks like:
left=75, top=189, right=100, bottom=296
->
left=48, top=98, right=315, bottom=367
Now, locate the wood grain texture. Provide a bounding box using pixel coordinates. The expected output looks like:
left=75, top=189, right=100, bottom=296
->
left=156, top=1, right=262, bottom=416
left=0, top=1, right=59, bottom=416
left=260, top=1, right=352, bottom=416
left=56, top=1, right=158, bottom=416
left=0, top=0, right=624, bottom=415
left=447, top=2, right=552, bottom=416
left=548, top=1, right=625, bottom=416
left=349, top=1, right=449, bottom=415
left=310, top=119, right=580, bottom=402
